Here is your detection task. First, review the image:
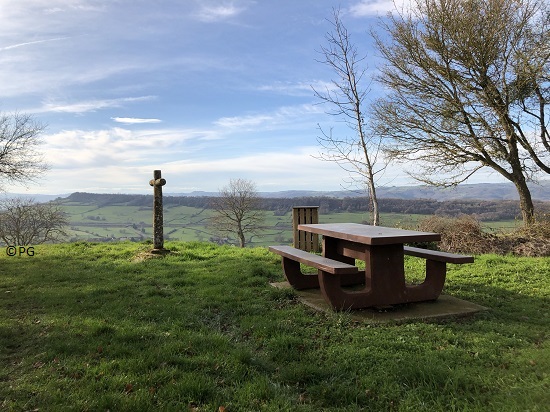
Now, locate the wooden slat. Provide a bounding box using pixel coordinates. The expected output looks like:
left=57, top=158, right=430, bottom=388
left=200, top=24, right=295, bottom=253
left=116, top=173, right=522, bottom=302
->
left=269, top=245, right=358, bottom=275
left=404, top=246, right=474, bottom=264
left=292, top=206, right=320, bottom=252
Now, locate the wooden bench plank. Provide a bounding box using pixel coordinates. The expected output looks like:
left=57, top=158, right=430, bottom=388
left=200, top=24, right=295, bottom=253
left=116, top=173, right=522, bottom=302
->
left=269, top=245, right=359, bottom=275
left=404, top=246, right=474, bottom=264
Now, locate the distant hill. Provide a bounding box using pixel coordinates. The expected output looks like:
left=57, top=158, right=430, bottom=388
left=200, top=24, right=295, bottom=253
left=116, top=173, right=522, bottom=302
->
left=173, top=181, right=550, bottom=201
left=375, top=181, right=550, bottom=201
left=0, top=193, right=69, bottom=202
left=56, top=184, right=550, bottom=223
left=4, top=181, right=549, bottom=202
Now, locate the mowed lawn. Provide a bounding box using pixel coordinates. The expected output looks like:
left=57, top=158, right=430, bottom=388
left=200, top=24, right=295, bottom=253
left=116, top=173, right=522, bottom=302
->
left=1, top=242, right=549, bottom=411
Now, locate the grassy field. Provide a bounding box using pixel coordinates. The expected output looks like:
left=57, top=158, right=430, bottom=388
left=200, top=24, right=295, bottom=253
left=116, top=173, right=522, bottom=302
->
left=1, top=241, right=548, bottom=411
left=61, top=202, right=520, bottom=247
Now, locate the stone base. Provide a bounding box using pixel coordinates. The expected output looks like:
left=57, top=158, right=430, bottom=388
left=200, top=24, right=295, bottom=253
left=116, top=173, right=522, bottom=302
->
left=270, top=281, right=489, bottom=323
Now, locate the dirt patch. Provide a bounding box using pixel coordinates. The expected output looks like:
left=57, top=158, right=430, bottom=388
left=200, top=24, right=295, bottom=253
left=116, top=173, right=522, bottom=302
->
left=132, top=249, right=176, bottom=262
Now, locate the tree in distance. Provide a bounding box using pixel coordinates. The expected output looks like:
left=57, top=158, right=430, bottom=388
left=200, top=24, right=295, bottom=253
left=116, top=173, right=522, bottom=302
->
left=0, top=198, right=68, bottom=246
left=0, top=112, right=48, bottom=191
left=209, top=179, right=266, bottom=248
left=313, top=8, right=386, bottom=226
left=373, top=0, right=550, bottom=226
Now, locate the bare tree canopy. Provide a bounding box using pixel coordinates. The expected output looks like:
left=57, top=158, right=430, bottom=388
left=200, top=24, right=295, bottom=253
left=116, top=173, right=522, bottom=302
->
left=313, top=8, right=386, bottom=225
left=210, top=178, right=265, bottom=247
left=373, top=0, right=550, bottom=225
left=0, top=112, right=48, bottom=190
left=0, top=198, right=68, bottom=246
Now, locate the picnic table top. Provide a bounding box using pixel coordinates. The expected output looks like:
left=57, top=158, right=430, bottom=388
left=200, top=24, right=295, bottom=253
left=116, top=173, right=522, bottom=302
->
left=298, top=223, right=441, bottom=246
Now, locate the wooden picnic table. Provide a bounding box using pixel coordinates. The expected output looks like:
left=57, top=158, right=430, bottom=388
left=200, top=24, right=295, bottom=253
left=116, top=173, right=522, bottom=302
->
left=296, top=223, right=444, bottom=309
left=297, top=222, right=453, bottom=309
left=270, top=223, right=474, bottom=310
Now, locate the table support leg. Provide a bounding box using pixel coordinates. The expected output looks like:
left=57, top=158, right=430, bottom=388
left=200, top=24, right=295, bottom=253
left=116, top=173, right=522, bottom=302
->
left=318, top=244, right=407, bottom=310
left=319, top=243, right=427, bottom=310
left=281, top=257, right=320, bottom=290
left=404, top=260, right=446, bottom=301
left=318, top=270, right=375, bottom=310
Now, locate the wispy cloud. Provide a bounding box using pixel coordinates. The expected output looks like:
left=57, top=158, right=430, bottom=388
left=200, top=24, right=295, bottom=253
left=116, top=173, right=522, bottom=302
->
left=0, top=1, right=106, bottom=36
left=258, top=80, right=340, bottom=97
left=215, top=114, right=273, bottom=128
left=167, top=147, right=321, bottom=173
left=0, top=58, right=150, bottom=99
left=39, top=96, right=157, bottom=114
left=161, top=146, right=354, bottom=192
left=57, top=3, right=106, bottom=13
left=257, top=81, right=311, bottom=96
left=349, top=0, right=411, bottom=17
left=0, top=37, right=72, bottom=51
left=214, top=104, right=324, bottom=130
left=43, top=126, right=218, bottom=170
left=112, top=117, right=162, bottom=124
left=195, top=3, right=247, bottom=22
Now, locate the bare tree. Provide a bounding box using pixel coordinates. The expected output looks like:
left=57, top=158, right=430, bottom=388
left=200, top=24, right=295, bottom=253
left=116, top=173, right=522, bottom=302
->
left=0, top=198, right=68, bottom=245
left=210, top=178, right=265, bottom=247
left=373, top=0, right=550, bottom=225
left=0, top=112, right=48, bottom=190
left=313, top=8, right=386, bottom=226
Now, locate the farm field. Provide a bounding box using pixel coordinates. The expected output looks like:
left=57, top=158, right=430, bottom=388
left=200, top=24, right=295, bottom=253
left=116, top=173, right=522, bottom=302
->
left=60, top=202, right=521, bottom=247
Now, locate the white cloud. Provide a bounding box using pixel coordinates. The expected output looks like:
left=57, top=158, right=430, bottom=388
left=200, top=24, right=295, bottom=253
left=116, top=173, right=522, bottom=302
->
left=214, top=104, right=325, bottom=130
left=215, top=114, right=274, bottom=128
left=0, top=1, right=106, bottom=35
left=38, top=96, right=157, bottom=114
left=258, top=80, right=336, bottom=97
left=0, top=3, right=162, bottom=99
left=0, top=37, right=72, bottom=51
left=29, top=151, right=333, bottom=194
left=44, top=7, right=65, bottom=14
left=161, top=147, right=353, bottom=191
left=195, top=4, right=246, bottom=22
left=42, top=126, right=217, bottom=170
left=30, top=128, right=352, bottom=194
left=111, top=117, right=162, bottom=124
left=0, top=56, right=149, bottom=99
left=165, top=149, right=317, bottom=173
left=349, top=0, right=412, bottom=17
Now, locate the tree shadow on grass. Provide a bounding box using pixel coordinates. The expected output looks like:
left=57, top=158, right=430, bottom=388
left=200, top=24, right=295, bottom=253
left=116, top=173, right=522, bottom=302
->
left=439, top=280, right=549, bottom=343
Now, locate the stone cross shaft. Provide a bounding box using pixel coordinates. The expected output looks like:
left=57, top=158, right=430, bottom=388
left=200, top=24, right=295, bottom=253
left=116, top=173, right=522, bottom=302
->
left=149, top=170, right=167, bottom=250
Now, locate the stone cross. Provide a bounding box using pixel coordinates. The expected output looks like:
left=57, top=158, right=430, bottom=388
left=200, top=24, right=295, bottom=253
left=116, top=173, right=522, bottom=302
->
left=149, top=169, right=166, bottom=251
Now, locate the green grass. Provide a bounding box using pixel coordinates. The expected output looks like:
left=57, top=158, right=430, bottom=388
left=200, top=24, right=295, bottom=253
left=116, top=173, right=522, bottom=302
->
left=2, top=242, right=549, bottom=411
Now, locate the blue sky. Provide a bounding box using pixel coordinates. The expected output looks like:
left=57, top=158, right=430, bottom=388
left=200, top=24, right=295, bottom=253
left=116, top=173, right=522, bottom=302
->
left=0, top=0, right=506, bottom=195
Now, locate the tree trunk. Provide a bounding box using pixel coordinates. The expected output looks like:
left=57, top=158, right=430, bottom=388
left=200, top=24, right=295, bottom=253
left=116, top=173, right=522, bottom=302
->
left=368, top=180, right=380, bottom=226
left=238, top=228, right=246, bottom=248
left=371, top=196, right=380, bottom=226
left=513, top=176, right=535, bottom=226
left=507, top=139, right=536, bottom=226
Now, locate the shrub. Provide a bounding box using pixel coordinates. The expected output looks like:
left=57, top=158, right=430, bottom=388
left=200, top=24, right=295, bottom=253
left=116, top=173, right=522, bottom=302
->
left=417, top=214, right=492, bottom=254
left=417, top=214, right=550, bottom=257
left=507, top=214, right=550, bottom=257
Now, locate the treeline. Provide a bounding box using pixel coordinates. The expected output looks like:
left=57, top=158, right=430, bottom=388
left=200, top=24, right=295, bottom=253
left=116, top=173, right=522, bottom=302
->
left=63, top=192, right=550, bottom=221
left=260, top=197, right=550, bottom=221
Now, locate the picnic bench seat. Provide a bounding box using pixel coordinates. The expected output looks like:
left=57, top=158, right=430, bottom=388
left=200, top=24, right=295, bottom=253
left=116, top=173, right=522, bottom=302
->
left=269, top=245, right=362, bottom=290
left=268, top=245, right=359, bottom=275
left=403, top=246, right=474, bottom=264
